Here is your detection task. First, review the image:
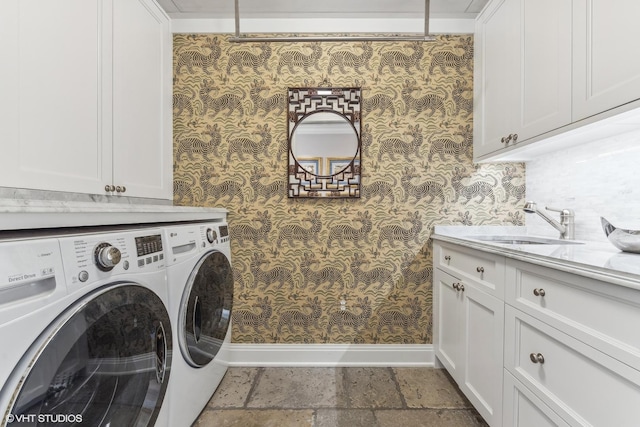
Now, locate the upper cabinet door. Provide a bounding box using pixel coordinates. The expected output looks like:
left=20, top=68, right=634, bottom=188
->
left=0, top=0, right=112, bottom=194
left=573, top=0, right=640, bottom=121
left=112, top=0, right=172, bottom=200
left=474, top=0, right=572, bottom=160
left=518, top=0, right=572, bottom=140
left=474, top=0, right=520, bottom=159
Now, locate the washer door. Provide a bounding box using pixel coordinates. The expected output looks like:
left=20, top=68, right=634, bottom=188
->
left=4, top=284, right=171, bottom=427
left=180, top=250, right=233, bottom=367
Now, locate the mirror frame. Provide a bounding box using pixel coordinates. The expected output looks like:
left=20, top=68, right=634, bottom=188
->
left=287, top=87, right=362, bottom=198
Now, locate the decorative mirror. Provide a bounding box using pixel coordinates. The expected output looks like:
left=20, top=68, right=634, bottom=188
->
left=288, top=87, right=362, bottom=198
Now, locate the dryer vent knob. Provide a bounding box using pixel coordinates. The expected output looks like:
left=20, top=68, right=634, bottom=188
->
left=94, top=243, right=122, bottom=271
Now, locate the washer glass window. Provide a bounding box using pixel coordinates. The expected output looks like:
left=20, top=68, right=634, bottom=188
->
left=4, top=285, right=171, bottom=427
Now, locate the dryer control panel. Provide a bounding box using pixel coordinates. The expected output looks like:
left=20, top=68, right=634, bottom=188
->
left=200, top=222, right=230, bottom=248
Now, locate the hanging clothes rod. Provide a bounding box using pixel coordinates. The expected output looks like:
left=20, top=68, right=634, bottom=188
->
left=229, top=0, right=435, bottom=42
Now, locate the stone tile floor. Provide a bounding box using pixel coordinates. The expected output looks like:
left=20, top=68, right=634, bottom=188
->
left=194, top=367, right=489, bottom=427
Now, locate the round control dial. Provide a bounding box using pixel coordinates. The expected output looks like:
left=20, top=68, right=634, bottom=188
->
left=94, top=242, right=122, bottom=272
left=206, top=228, right=217, bottom=244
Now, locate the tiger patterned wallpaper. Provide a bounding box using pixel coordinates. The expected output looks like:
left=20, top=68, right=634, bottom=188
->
left=172, top=34, right=525, bottom=345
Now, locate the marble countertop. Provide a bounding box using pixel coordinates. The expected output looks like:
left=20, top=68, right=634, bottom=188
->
left=0, top=199, right=228, bottom=230
left=433, top=225, right=640, bottom=291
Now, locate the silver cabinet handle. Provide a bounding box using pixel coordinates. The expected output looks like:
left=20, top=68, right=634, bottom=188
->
left=115, top=186, right=126, bottom=193
left=501, top=133, right=518, bottom=145
left=444, top=255, right=451, bottom=261
left=529, top=353, right=545, bottom=364
left=476, top=266, right=485, bottom=273
left=453, top=283, right=465, bottom=292
left=533, top=288, right=546, bottom=297
left=105, top=185, right=115, bottom=192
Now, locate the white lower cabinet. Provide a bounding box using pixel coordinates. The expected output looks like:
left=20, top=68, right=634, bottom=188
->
left=503, top=371, right=570, bottom=427
left=434, top=240, right=640, bottom=427
left=434, top=252, right=504, bottom=427
left=505, top=306, right=640, bottom=426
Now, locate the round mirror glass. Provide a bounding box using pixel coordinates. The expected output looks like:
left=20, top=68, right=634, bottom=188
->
left=291, top=111, right=359, bottom=176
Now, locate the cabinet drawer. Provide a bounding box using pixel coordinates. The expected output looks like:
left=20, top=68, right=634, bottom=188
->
left=506, top=259, right=640, bottom=370
left=435, top=242, right=505, bottom=297
left=505, top=306, right=640, bottom=427
left=503, top=371, right=570, bottom=427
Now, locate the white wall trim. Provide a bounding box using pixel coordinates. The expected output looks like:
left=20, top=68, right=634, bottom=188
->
left=218, top=343, right=435, bottom=367
left=170, top=18, right=475, bottom=34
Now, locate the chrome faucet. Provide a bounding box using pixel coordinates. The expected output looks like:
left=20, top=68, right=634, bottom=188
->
left=523, top=201, right=575, bottom=240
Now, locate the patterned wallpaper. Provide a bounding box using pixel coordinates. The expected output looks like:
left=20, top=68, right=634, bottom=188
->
left=172, top=34, right=525, bottom=345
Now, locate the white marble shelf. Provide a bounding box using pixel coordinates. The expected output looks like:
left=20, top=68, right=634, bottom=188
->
left=0, top=200, right=228, bottom=231
left=433, top=225, right=640, bottom=291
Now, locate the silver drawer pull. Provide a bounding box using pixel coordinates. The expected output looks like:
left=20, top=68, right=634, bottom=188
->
left=529, top=352, right=545, bottom=364
left=444, top=255, right=451, bottom=261
left=533, top=288, right=546, bottom=297
left=453, top=283, right=465, bottom=292
left=476, top=266, right=484, bottom=273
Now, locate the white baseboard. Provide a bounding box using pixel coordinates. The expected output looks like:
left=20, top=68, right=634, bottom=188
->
left=219, top=344, right=435, bottom=367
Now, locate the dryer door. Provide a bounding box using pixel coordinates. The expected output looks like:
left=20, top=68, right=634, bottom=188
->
left=180, top=250, right=234, bottom=367
left=3, top=284, right=171, bottom=427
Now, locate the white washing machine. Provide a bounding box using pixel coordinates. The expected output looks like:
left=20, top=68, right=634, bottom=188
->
left=164, top=221, right=233, bottom=427
left=0, top=227, right=172, bottom=427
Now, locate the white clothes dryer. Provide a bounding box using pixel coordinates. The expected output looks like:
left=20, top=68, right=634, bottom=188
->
left=0, top=227, right=172, bottom=427
left=164, top=221, right=233, bottom=427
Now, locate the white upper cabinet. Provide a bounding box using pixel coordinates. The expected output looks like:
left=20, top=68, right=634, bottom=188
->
left=572, top=0, right=640, bottom=121
left=112, top=0, right=172, bottom=200
left=474, top=0, right=519, bottom=159
left=0, top=0, right=111, bottom=194
left=0, top=0, right=172, bottom=200
left=475, top=0, right=640, bottom=161
left=474, top=0, right=572, bottom=159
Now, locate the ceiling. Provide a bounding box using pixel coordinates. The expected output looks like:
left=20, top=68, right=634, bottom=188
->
left=157, top=0, right=489, bottom=20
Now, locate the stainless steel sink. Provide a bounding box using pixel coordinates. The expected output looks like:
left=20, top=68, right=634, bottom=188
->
left=465, top=235, right=583, bottom=245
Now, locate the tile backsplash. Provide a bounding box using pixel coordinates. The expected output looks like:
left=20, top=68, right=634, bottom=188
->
left=526, top=129, right=640, bottom=242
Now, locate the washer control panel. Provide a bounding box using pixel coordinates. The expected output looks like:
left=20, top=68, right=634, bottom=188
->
left=59, top=229, right=166, bottom=290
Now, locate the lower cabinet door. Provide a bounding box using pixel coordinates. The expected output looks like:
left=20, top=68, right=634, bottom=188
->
left=505, top=305, right=640, bottom=426
left=434, top=268, right=463, bottom=377
left=503, top=371, right=570, bottom=427
left=462, top=282, right=504, bottom=427
left=435, top=268, right=504, bottom=427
